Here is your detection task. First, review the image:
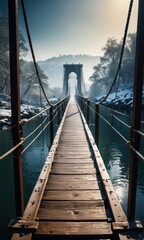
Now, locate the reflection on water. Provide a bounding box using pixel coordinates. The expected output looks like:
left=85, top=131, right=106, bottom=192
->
left=22, top=118, right=51, bottom=203
left=0, top=130, right=15, bottom=239
left=0, top=109, right=144, bottom=239
left=101, top=142, right=129, bottom=208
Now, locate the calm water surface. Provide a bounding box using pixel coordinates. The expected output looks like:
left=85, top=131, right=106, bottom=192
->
left=0, top=108, right=144, bottom=239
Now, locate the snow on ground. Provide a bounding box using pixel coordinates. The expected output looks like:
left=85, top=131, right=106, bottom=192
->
left=0, top=103, right=48, bottom=130
left=93, top=88, right=134, bottom=109
left=0, top=87, right=143, bottom=129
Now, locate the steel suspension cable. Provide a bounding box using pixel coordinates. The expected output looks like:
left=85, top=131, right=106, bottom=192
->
left=129, top=144, right=144, bottom=161
left=81, top=97, right=131, bottom=128
left=24, top=114, right=50, bottom=141
left=112, top=114, right=131, bottom=128
left=24, top=104, right=61, bottom=141
left=133, top=129, right=144, bottom=137
left=89, top=99, right=131, bottom=118
left=20, top=106, right=50, bottom=125
left=99, top=103, right=131, bottom=118
left=99, top=0, right=134, bottom=103
left=21, top=0, right=52, bottom=106
left=79, top=97, right=129, bottom=143
left=22, top=105, right=61, bottom=154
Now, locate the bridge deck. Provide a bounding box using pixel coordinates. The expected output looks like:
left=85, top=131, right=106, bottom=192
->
left=10, top=99, right=142, bottom=240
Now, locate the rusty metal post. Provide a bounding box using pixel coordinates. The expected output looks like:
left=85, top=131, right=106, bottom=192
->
left=95, top=104, right=99, bottom=147
left=127, top=0, right=144, bottom=219
left=81, top=97, right=83, bottom=111
left=62, top=102, right=64, bottom=116
left=87, top=99, right=90, bottom=125
left=49, top=106, right=54, bottom=147
left=57, top=103, right=61, bottom=124
left=63, top=99, right=66, bottom=112
left=8, top=0, right=24, bottom=216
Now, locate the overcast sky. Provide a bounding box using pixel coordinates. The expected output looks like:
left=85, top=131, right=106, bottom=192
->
left=1, top=0, right=138, bottom=60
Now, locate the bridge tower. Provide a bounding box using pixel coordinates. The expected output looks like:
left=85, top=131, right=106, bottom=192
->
left=63, top=64, right=83, bottom=96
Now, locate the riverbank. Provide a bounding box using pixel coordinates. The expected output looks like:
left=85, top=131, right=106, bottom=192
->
left=92, top=88, right=135, bottom=110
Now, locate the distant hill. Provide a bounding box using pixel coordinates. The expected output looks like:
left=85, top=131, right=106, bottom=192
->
left=38, top=54, right=100, bottom=89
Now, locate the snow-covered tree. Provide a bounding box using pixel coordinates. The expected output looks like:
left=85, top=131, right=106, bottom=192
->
left=20, top=60, right=49, bottom=99
left=89, top=34, right=136, bottom=98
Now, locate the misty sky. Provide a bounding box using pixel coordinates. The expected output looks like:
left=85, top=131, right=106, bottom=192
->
left=1, top=0, right=138, bottom=60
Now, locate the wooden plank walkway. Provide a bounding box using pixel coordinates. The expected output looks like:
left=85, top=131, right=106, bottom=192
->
left=9, top=99, right=143, bottom=240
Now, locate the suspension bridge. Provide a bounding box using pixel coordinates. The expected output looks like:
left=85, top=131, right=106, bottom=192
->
left=1, top=0, right=144, bottom=239
left=8, top=95, right=143, bottom=240
left=7, top=59, right=144, bottom=239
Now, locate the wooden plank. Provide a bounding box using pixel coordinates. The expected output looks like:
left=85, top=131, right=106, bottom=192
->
left=55, top=154, right=92, bottom=158
left=59, top=139, right=88, bottom=143
left=60, top=134, right=86, bottom=137
left=52, top=162, right=95, bottom=168
left=57, top=147, right=91, bottom=151
left=43, top=190, right=103, bottom=201
left=51, top=167, right=96, bottom=175
left=53, top=158, right=93, bottom=163
left=60, top=136, right=87, bottom=139
left=60, top=131, right=85, bottom=134
left=35, top=221, right=112, bottom=236
left=37, top=208, right=107, bottom=221
left=46, top=180, right=101, bottom=190
left=59, top=140, right=88, bottom=144
left=56, top=151, right=91, bottom=155
left=58, top=144, right=89, bottom=147
left=63, top=130, right=83, bottom=132
left=58, top=146, right=90, bottom=149
left=48, top=174, right=98, bottom=182
left=40, top=200, right=104, bottom=209
left=55, top=153, right=93, bottom=158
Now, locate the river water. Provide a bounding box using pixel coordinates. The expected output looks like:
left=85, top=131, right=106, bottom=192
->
left=0, top=106, right=144, bottom=239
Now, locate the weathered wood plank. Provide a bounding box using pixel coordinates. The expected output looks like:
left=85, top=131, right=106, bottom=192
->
left=55, top=154, right=92, bottom=158
left=60, top=137, right=88, bottom=140
left=52, top=162, right=95, bottom=168
left=51, top=167, right=96, bottom=175
left=38, top=208, right=107, bottom=221
left=57, top=148, right=91, bottom=152
left=35, top=222, right=113, bottom=236
left=59, top=140, right=88, bottom=144
left=43, top=190, right=104, bottom=201
left=54, top=155, right=92, bottom=159
left=40, top=200, right=104, bottom=209
left=53, top=158, right=93, bottom=163
left=48, top=174, right=98, bottom=181
left=56, top=151, right=91, bottom=155
left=46, top=180, right=101, bottom=190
